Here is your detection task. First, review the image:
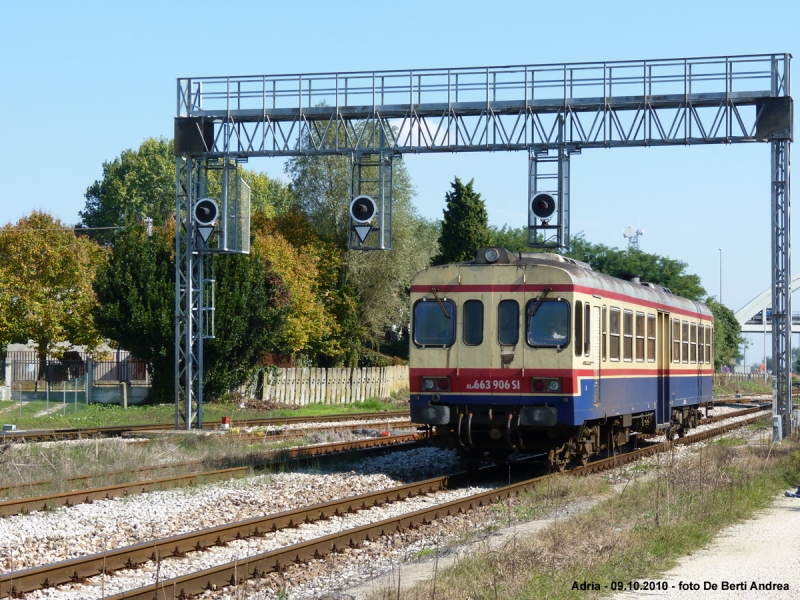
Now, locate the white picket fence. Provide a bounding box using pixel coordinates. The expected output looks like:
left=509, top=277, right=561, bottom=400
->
left=255, top=365, right=408, bottom=405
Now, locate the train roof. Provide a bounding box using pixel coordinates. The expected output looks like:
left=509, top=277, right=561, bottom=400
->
left=418, top=247, right=711, bottom=318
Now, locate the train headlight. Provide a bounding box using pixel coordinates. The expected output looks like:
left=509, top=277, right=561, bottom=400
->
left=485, top=248, right=500, bottom=263
left=531, top=378, right=561, bottom=393
left=422, top=378, right=436, bottom=391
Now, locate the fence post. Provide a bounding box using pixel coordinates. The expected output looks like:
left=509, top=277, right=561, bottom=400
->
left=87, top=358, right=94, bottom=405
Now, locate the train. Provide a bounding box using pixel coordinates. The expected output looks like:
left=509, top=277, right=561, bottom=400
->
left=408, top=247, right=714, bottom=470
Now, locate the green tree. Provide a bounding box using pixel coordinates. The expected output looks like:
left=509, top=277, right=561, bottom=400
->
left=94, top=223, right=288, bottom=401
left=286, top=145, right=439, bottom=365
left=487, top=224, right=549, bottom=253
left=566, top=234, right=706, bottom=301
left=81, top=138, right=176, bottom=242
left=241, top=170, right=294, bottom=217
left=93, top=223, right=175, bottom=400
left=203, top=252, right=289, bottom=399
left=436, top=177, right=491, bottom=265
left=705, top=298, right=745, bottom=371
left=81, top=138, right=291, bottom=242
left=0, top=212, right=105, bottom=376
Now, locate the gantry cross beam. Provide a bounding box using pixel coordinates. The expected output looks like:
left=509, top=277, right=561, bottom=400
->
left=177, top=54, right=790, bottom=156
left=175, top=54, right=793, bottom=434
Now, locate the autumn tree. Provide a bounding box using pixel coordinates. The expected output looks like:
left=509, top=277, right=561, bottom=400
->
left=435, top=177, right=491, bottom=265
left=0, top=212, right=105, bottom=376
left=252, top=212, right=343, bottom=362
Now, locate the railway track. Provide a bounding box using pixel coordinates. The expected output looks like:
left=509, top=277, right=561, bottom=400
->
left=0, top=432, right=420, bottom=517
left=0, top=420, right=414, bottom=499
left=0, top=409, right=770, bottom=600
left=0, top=410, right=410, bottom=444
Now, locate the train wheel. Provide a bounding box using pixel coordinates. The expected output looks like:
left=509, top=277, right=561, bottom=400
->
left=548, top=448, right=568, bottom=473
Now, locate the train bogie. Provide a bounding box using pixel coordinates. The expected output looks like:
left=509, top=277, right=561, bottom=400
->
left=409, top=248, right=714, bottom=469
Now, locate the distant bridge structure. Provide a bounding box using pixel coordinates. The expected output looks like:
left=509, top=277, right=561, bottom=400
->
left=734, top=274, right=800, bottom=334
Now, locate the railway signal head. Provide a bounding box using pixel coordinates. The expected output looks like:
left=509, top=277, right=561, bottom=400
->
left=531, top=193, right=556, bottom=220
left=350, top=195, right=377, bottom=223
left=193, top=198, right=219, bottom=226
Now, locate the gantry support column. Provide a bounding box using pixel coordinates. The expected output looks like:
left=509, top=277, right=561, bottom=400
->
left=771, top=138, right=792, bottom=437
left=175, top=156, right=203, bottom=429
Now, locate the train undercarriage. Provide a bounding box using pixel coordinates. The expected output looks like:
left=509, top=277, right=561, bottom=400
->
left=421, top=404, right=704, bottom=471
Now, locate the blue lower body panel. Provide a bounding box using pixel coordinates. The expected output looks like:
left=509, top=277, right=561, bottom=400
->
left=411, top=375, right=713, bottom=427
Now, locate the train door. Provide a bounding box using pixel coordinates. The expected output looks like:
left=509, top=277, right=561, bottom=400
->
left=456, top=266, right=495, bottom=375
left=591, top=305, right=601, bottom=404
left=494, top=266, right=524, bottom=395
left=656, top=311, right=671, bottom=425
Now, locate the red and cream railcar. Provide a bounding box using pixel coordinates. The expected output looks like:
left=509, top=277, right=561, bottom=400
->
left=409, top=247, right=714, bottom=469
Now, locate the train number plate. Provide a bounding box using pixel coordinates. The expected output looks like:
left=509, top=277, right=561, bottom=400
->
left=465, top=379, right=521, bottom=391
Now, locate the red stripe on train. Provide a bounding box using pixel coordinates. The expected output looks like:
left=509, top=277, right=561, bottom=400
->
left=409, top=367, right=713, bottom=394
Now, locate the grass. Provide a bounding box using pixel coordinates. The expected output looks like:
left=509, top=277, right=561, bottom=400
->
left=713, top=378, right=772, bottom=397
left=371, top=433, right=800, bottom=600
left=0, top=393, right=407, bottom=431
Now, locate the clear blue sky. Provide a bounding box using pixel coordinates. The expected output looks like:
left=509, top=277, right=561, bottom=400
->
left=1, top=0, right=798, bottom=361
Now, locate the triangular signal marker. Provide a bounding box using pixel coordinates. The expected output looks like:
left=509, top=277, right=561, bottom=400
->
left=197, top=226, right=215, bottom=243
left=354, top=225, right=372, bottom=243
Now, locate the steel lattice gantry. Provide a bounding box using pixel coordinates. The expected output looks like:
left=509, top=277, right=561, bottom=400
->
left=175, top=54, right=793, bottom=433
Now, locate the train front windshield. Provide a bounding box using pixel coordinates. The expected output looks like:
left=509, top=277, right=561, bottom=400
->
left=527, top=300, right=569, bottom=346
left=413, top=300, right=456, bottom=345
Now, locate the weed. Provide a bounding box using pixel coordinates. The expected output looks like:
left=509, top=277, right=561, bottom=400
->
left=372, top=435, right=800, bottom=600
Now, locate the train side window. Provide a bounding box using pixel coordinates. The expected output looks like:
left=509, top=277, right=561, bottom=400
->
left=463, top=300, right=483, bottom=346
left=574, top=300, right=583, bottom=356
left=635, top=312, right=645, bottom=361
left=672, top=319, right=681, bottom=363
left=584, top=303, right=591, bottom=357
left=690, top=323, right=697, bottom=363
left=609, top=308, right=620, bottom=361
left=526, top=299, right=569, bottom=347
left=623, top=310, right=633, bottom=361
left=602, top=306, right=608, bottom=362
left=498, top=299, right=519, bottom=345
left=698, top=324, right=705, bottom=364
left=681, top=321, right=689, bottom=363
left=413, top=299, right=456, bottom=346
left=646, top=314, right=656, bottom=362
left=706, top=325, right=712, bottom=364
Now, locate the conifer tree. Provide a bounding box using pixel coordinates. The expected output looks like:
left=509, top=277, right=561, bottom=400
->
left=435, top=177, right=491, bottom=265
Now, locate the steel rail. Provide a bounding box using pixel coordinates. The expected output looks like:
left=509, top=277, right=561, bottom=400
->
left=3, top=414, right=765, bottom=599
left=0, top=421, right=415, bottom=497
left=96, top=415, right=767, bottom=600
left=633, top=405, right=768, bottom=441
left=0, top=472, right=464, bottom=598
left=0, top=411, right=410, bottom=443
left=0, top=433, right=419, bottom=517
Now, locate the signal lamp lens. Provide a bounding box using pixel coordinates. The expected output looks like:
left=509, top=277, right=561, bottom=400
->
left=533, top=379, right=545, bottom=392
left=547, top=379, right=560, bottom=392
left=422, top=378, right=435, bottom=391
left=437, top=378, right=451, bottom=391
